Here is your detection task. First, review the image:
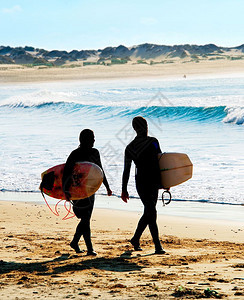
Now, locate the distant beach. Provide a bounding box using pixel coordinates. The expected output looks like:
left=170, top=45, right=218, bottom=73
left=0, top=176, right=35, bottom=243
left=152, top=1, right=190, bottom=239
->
left=1, top=59, right=244, bottom=83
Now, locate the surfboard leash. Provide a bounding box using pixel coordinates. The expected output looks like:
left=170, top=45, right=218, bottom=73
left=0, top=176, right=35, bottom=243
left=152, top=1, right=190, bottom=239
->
left=161, top=189, right=172, bottom=206
left=40, top=185, right=76, bottom=220
left=40, top=188, right=59, bottom=217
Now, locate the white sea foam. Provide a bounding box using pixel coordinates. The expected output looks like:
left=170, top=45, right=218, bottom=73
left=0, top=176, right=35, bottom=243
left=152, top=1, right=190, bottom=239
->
left=1, top=76, right=244, bottom=108
left=223, top=107, right=244, bottom=125
left=0, top=90, right=77, bottom=107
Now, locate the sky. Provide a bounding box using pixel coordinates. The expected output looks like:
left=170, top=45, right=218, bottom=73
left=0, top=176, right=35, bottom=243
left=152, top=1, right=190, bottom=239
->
left=0, top=0, right=243, bottom=51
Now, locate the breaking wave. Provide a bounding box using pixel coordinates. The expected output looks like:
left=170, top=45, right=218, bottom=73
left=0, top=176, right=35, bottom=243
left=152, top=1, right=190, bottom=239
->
left=1, top=100, right=243, bottom=125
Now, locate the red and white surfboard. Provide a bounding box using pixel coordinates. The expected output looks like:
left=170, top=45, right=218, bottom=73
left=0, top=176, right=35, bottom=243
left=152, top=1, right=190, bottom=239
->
left=40, top=161, right=103, bottom=200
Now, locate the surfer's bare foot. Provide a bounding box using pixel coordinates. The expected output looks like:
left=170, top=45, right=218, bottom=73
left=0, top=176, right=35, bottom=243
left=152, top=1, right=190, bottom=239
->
left=87, top=250, right=97, bottom=256
left=70, top=241, right=84, bottom=253
left=130, top=238, right=142, bottom=251
left=155, top=248, right=166, bottom=255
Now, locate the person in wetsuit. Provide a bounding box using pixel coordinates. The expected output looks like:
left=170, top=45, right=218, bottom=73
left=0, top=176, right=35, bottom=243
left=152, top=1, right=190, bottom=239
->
left=121, top=116, right=165, bottom=254
left=62, top=129, right=112, bottom=256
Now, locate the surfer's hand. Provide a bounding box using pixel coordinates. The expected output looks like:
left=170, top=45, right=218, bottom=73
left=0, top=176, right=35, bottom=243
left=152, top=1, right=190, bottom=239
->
left=121, top=191, right=129, bottom=203
left=107, top=188, right=112, bottom=196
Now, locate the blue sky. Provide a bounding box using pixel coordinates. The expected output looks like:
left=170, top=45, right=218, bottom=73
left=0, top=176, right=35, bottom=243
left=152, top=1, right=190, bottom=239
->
left=0, top=0, right=243, bottom=51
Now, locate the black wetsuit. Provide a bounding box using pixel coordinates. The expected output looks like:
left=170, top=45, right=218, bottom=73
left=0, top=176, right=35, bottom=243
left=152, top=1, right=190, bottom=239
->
left=62, top=146, right=109, bottom=252
left=122, top=135, right=162, bottom=250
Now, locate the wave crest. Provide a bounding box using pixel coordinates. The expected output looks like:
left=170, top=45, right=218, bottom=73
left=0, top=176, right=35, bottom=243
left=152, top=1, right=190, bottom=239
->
left=1, top=98, right=243, bottom=125
left=223, top=107, right=244, bottom=125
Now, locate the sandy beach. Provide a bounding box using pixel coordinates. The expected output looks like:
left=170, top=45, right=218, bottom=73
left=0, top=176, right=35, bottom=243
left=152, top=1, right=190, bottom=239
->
left=0, top=198, right=243, bottom=300
left=1, top=59, right=244, bottom=83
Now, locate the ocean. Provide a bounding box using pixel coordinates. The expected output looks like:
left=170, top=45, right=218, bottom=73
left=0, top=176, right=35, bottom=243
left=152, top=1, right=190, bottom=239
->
left=0, top=75, right=243, bottom=208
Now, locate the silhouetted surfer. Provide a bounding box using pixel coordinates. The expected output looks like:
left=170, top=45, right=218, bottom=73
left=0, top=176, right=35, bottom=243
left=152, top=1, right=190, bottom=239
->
left=63, top=129, right=112, bottom=256
left=121, top=117, right=165, bottom=254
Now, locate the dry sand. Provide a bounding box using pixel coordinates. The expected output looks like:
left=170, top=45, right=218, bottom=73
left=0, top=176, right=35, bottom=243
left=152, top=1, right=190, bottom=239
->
left=0, top=59, right=244, bottom=83
left=0, top=199, right=243, bottom=299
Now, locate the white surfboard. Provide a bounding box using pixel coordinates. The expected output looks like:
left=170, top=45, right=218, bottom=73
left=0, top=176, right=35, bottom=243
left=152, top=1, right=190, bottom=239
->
left=158, top=153, right=193, bottom=189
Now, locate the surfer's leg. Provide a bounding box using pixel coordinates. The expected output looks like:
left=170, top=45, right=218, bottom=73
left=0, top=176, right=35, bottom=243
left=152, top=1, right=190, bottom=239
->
left=130, top=212, right=147, bottom=250
left=73, top=218, right=85, bottom=242
left=82, top=209, right=93, bottom=251
left=145, top=189, right=164, bottom=252
left=135, top=184, right=163, bottom=252
left=130, top=183, right=149, bottom=250
left=70, top=196, right=95, bottom=254
left=146, top=201, right=162, bottom=251
left=131, top=200, right=149, bottom=242
left=70, top=220, right=85, bottom=253
left=81, top=196, right=97, bottom=255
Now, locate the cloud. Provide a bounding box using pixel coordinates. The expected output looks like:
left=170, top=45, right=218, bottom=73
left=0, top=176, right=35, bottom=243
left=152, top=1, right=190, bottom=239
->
left=1, top=5, right=22, bottom=14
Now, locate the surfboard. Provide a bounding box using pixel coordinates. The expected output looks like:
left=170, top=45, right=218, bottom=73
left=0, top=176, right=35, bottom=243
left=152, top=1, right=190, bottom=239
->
left=158, top=153, right=193, bottom=189
left=40, top=161, right=103, bottom=200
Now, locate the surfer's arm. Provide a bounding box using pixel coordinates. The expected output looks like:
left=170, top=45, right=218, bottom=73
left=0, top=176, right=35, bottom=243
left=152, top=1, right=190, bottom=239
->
left=102, top=173, right=112, bottom=196
left=153, top=138, right=162, bottom=154
left=121, top=149, right=132, bottom=202
left=94, top=150, right=112, bottom=196
left=62, top=153, right=76, bottom=200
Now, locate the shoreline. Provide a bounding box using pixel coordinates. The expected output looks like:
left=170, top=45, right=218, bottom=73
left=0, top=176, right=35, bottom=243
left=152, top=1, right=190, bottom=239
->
left=0, top=200, right=244, bottom=243
left=1, top=59, right=244, bottom=83
left=1, top=191, right=244, bottom=224
left=0, top=199, right=243, bottom=299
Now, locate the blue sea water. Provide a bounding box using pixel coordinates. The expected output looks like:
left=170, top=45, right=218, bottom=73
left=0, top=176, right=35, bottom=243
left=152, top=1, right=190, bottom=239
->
left=0, top=75, right=243, bottom=206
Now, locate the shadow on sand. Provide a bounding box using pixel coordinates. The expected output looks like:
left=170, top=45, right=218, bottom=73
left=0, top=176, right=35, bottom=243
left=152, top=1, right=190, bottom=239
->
left=0, top=253, right=143, bottom=277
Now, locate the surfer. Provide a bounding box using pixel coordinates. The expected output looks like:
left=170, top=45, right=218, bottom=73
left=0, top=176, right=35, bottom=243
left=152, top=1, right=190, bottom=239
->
left=121, top=116, right=165, bottom=254
left=62, top=129, right=112, bottom=256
